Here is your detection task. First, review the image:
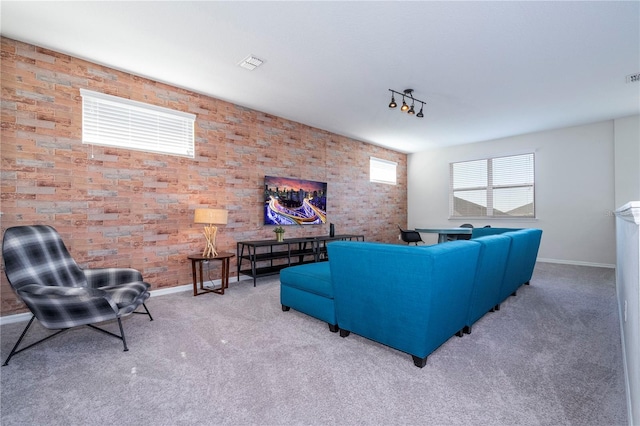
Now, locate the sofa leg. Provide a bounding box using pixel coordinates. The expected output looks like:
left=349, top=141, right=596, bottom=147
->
left=412, top=355, right=427, bottom=368
left=281, top=305, right=290, bottom=312
left=463, top=325, right=472, bottom=334
left=328, top=324, right=339, bottom=333
left=511, top=290, right=517, bottom=297
left=339, top=329, right=350, bottom=338
left=494, top=304, right=500, bottom=311
left=455, top=329, right=464, bottom=337
left=525, top=281, right=530, bottom=285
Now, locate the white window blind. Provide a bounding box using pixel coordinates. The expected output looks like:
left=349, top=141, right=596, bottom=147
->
left=370, top=157, right=397, bottom=185
left=80, top=89, right=195, bottom=158
left=450, top=153, right=535, bottom=218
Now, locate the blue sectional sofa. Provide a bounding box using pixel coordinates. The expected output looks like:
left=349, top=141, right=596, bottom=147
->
left=280, top=228, right=542, bottom=367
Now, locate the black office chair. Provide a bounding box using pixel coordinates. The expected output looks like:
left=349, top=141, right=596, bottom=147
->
left=398, top=225, right=423, bottom=245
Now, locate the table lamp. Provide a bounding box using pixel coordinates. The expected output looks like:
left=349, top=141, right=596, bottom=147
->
left=194, top=208, right=228, bottom=257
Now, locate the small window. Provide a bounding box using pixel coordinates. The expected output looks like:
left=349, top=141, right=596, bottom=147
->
left=80, top=89, right=196, bottom=158
left=370, top=157, right=397, bottom=185
left=450, top=153, right=535, bottom=218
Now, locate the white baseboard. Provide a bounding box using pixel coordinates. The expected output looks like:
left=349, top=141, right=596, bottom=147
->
left=0, top=274, right=255, bottom=326
left=0, top=312, right=32, bottom=325
left=149, top=283, right=192, bottom=297
left=537, top=258, right=615, bottom=269
left=149, top=274, right=253, bottom=297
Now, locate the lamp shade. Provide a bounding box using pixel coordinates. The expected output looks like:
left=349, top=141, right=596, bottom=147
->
left=194, top=208, right=228, bottom=225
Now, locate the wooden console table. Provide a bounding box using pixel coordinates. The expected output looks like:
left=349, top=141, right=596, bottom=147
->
left=236, top=234, right=364, bottom=286
left=188, top=252, right=235, bottom=296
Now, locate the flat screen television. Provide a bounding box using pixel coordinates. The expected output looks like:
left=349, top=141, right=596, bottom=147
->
left=264, top=176, right=327, bottom=226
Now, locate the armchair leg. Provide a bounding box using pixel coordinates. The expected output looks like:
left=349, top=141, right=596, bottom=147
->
left=86, top=319, right=129, bottom=351
left=132, top=303, right=153, bottom=321
left=2, top=315, right=67, bottom=366
left=2, top=315, right=35, bottom=366
left=3, top=307, right=149, bottom=364
left=117, top=317, right=129, bottom=352
left=142, top=303, right=153, bottom=321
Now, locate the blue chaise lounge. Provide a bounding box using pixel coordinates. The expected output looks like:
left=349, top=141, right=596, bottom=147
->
left=280, top=261, right=337, bottom=332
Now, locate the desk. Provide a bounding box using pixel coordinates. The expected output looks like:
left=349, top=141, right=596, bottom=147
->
left=188, top=253, right=235, bottom=296
left=415, top=228, right=473, bottom=244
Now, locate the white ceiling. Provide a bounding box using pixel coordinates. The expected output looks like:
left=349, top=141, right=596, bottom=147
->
left=2, top=1, right=639, bottom=154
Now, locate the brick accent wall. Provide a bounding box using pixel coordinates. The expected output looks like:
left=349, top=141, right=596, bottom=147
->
left=0, top=37, right=407, bottom=316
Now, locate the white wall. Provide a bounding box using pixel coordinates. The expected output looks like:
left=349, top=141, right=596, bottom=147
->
left=409, top=115, right=638, bottom=424
left=615, top=202, right=640, bottom=426
left=614, top=115, right=640, bottom=208
left=408, top=120, right=616, bottom=266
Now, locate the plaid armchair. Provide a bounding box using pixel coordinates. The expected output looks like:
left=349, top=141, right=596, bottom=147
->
left=2, top=225, right=153, bottom=365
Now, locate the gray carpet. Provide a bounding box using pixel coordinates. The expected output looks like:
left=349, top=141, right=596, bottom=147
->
left=0, top=263, right=628, bottom=426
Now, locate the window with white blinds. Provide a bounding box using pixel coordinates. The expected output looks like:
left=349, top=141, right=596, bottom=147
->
left=450, top=153, right=535, bottom=218
left=370, top=157, right=397, bottom=185
left=80, top=89, right=195, bottom=158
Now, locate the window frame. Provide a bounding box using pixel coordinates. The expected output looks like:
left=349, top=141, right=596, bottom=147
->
left=80, top=89, right=196, bottom=158
left=369, top=156, right=397, bottom=185
left=449, top=153, right=535, bottom=219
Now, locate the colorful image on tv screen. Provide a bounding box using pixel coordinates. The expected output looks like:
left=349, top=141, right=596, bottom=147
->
left=264, top=176, right=327, bottom=226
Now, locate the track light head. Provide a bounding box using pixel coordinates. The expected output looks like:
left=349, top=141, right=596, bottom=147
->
left=388, top=94, right=397, bottom=108
left=416, top=103, right=424, bottom=118
left=408, top=104, right=415, bottom=115
left=400, top=98, right=409, bottom=112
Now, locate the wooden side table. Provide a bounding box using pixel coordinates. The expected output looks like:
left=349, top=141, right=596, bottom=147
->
left=188, top=253, right=235, bottom=296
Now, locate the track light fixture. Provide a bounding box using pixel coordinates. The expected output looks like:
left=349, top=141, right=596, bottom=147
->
left=388, top=89, right=426, bottom=119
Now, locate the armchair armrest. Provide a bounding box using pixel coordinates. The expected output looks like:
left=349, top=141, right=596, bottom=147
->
left=18, top=284, right=107, bottom=298
left=84, top=268, right=143, bottom=289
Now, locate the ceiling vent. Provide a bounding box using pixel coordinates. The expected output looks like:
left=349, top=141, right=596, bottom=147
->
left=239, top=55, right=264, bottom=71
left=626, top=73, right=640, bottom=83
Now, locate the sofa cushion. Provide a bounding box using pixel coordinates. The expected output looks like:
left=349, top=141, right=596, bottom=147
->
left=466, top=234, right=511, bottom=328
left=499, top=228, right=543, bottom=301
left=280, top=262, right=333, bottom=299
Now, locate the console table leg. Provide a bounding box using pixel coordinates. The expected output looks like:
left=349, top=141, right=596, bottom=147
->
left=191, top=259, right=198, bottom=296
